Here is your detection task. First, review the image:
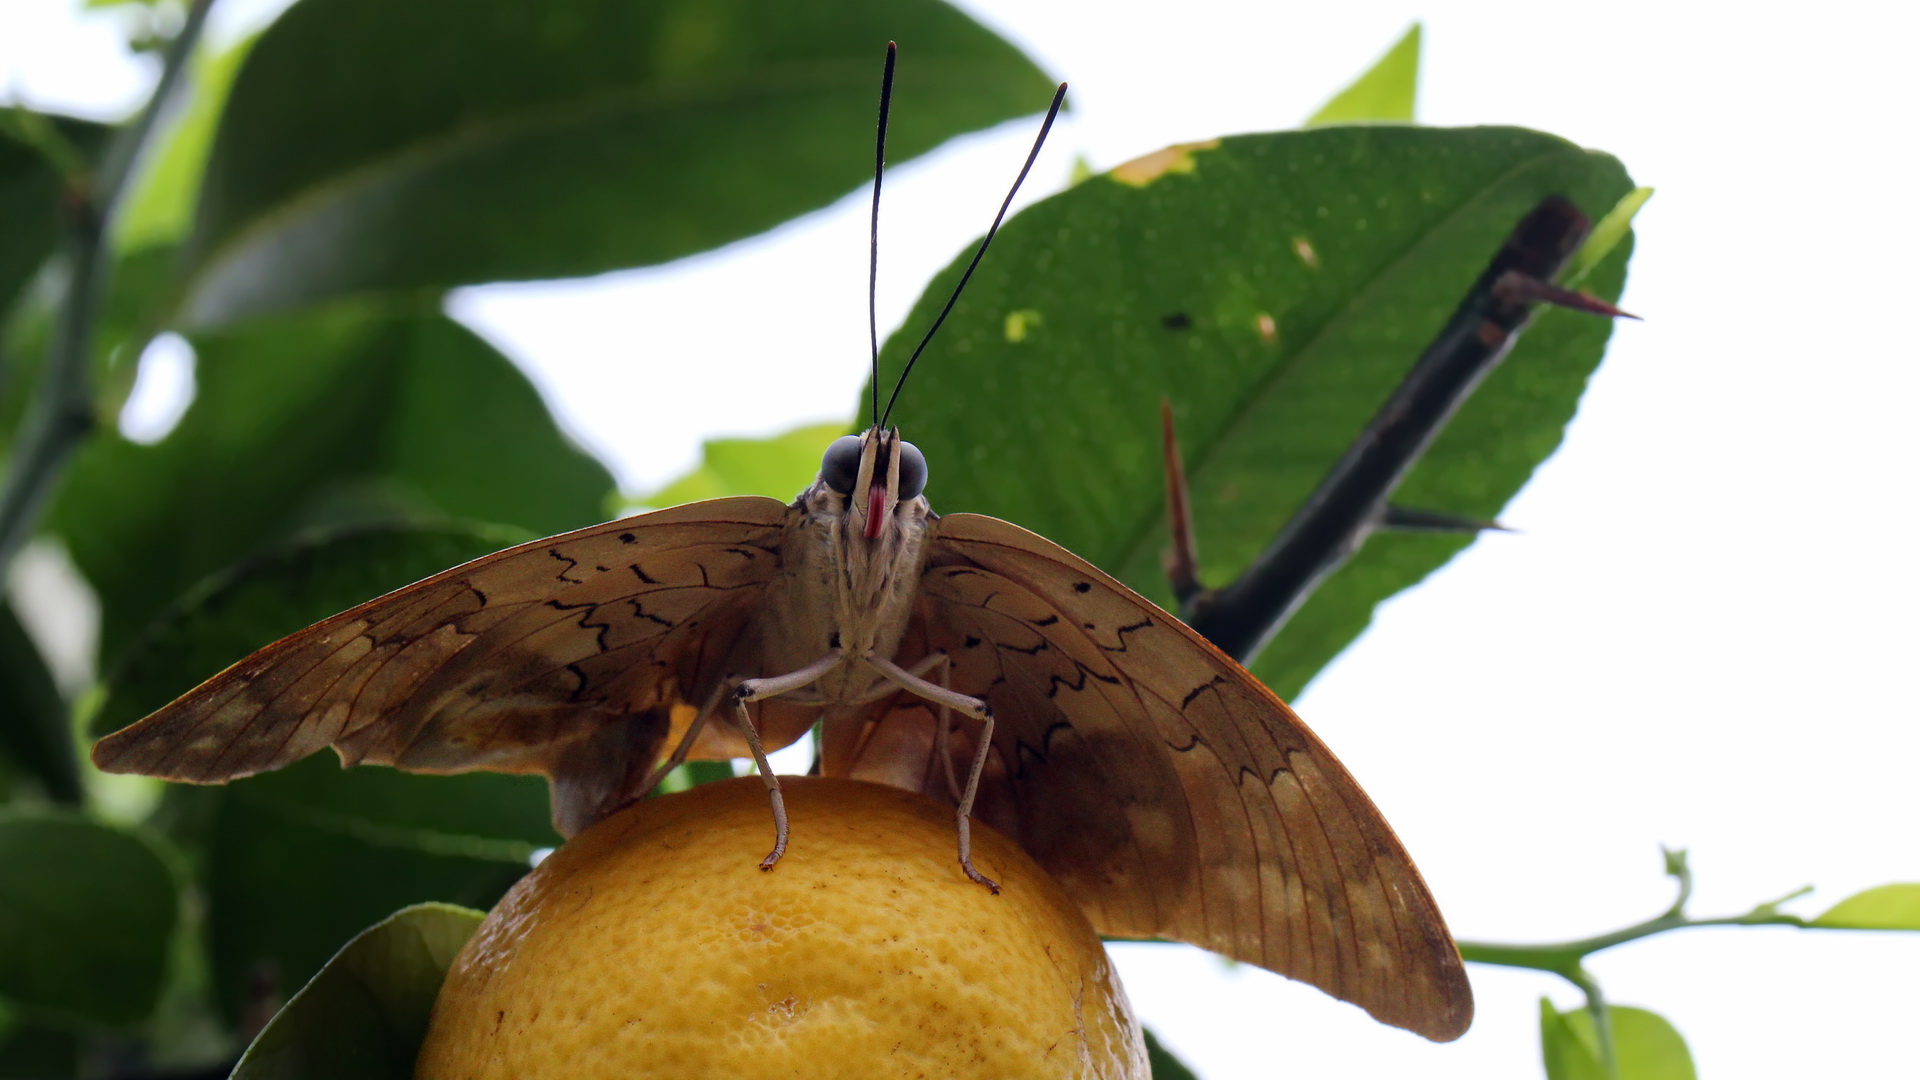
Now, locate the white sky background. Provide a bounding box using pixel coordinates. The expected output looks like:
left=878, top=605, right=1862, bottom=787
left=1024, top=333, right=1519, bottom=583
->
left=6, top=0, right=1920, bottom=1076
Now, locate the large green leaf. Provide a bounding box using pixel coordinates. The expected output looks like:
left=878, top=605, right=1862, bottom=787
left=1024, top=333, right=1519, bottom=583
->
left=1813, top=883, right=1920, bottom=930
left=94, top=522, right=530, bottom=737
left=1540, top=1000, right=1696, bottom=1080
left=0, top=812, right=178, bottom=1026
left=0, top=602, right=77, bottom=803
left=231, top=903, right=481, bottom=1080
left=177, top=0, right=1055, bottom=325
left=50, top=307, right=614, bottom=662
left=872, top=126, right=1634, bottom=697
left=202, top=759, right=545, bottom=1022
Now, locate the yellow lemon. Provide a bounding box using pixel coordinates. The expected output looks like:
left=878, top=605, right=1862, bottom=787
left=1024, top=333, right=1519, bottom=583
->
left=416, top=775, right=1147, bottom=1079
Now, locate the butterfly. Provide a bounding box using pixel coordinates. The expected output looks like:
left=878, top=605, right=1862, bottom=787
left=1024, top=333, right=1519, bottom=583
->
left=92, top=44, right=1473, bottom=1042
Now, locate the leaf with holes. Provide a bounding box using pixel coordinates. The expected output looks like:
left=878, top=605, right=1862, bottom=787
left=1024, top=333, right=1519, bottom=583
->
left=871, top=125, right=1636, bottom=699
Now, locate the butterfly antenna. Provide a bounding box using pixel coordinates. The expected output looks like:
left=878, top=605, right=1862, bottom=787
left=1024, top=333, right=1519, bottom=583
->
left=880, top=81, right=1068, bottom=428
left=868, top=41, right=897, bottom=430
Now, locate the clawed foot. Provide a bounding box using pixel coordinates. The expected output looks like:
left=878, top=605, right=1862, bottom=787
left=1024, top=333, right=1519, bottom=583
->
left=961, top=855, right=1000, bottom=894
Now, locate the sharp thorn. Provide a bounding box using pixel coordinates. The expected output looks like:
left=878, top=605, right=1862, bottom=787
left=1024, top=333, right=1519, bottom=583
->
left=1160, top=397, right=1204, bottom=607
left=1494, top=271, right=1640, bottom=320
left=1379, top=505, right=1515, bottom=535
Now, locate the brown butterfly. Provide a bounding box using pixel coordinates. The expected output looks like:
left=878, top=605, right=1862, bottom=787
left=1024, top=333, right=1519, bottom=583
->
left=92, top=46, right=1472, bottom=1042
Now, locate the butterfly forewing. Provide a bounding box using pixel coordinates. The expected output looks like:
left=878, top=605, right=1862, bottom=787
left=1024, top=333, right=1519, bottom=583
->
left=842, top=511, right=1472, bottom=1042
left=92, top=497, right=794, bottom=831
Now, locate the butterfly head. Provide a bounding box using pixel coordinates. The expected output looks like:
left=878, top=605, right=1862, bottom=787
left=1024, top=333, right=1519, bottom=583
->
left=815, top=426, right=928, bottom=541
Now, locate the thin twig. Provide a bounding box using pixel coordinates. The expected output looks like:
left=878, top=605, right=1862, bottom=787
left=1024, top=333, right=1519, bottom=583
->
left=1185, top=196, right=1601, bottom=662
left=0, top=0, right=216, bottom=574
left=1459, top=855, right=1817, bottom=1077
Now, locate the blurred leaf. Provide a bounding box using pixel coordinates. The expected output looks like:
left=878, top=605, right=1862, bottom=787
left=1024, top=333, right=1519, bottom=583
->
left=1144, top=1027, right=1200, bottom=1080
left=872, top=126, right=1634, bottom=698
left=0, top=602, right=79, bottom=803
left=95, top=521, right=529, bottom=737
left=1542, top=1001, right=1696, bottom=1080
left=637, top=420, right=846, bottom=507
left=0, top=811, right=177, bottom=1026
left=1563, top=186, right=1653, bottom=288
left=231, top=903, right=480, bottom=1080
left=117, top=36, right=256, bottom=253
left=0, top=111, right=107, bottom=317
left=203, top=757, right=547, bottom=1022
left=176, top=0, right=1055, bottom=325
left=50, top=307, right=613, bottom=662
left=1540, top=999, right=1606, bottom=1080
left=1812, top=883, right=1920, bottom=930
left=1305, top=24, right=1421, bottom=126
left=2, top=243, right=186, bottom=447
left=0, top=1016, right=80, bottom=1079
left=654, top=759, right=738, bottom=795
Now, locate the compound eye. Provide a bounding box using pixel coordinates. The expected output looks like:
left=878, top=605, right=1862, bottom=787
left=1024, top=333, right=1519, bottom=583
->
left=897, top=441, right=928, bottom=500
left=821, top=435, right=864, bottom=495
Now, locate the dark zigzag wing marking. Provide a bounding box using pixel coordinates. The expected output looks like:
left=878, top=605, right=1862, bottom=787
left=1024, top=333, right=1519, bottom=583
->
left=926, top=527, right=1378, bottom=1020
left=91, top=497, right=790, bottom=784
left=335, top=538, right=783, bottom=770
left=921, top=512, right=1471, bottom=1043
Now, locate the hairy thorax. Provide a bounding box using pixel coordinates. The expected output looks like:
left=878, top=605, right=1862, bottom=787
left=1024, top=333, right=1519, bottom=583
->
left=754, top=485, right=933, bottom=701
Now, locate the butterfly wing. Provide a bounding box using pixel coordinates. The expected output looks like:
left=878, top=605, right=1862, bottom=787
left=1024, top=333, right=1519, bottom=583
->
left=842, top=511, right=1472, bottom=1041
left=92, top=497, right=794, bottom=834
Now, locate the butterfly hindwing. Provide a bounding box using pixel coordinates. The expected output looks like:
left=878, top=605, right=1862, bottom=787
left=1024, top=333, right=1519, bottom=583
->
left=871, top=511, right=1471, bottom=1042
left=91, top=497, right=794, bottom=831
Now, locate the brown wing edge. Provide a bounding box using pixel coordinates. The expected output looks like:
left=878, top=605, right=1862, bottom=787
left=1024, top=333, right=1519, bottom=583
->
left=88, top=497, right=792, bottom=784
left=931, top=512, right=1473, bottom=1042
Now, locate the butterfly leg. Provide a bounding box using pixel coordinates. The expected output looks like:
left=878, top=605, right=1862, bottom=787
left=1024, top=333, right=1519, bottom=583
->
left=733, top=651, right=845, bottom=871
left=864, top=655, right=1000, bottom=894
left=635, top=682, right=731, bottom=797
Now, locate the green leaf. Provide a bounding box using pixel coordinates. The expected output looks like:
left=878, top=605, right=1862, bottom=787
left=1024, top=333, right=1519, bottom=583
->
left=1540, top=998, right=1606, bottom=1080
left=1813, top=883, right=1920, bottom=930
left=177, top=0, right=1055, bottom=325
left=1541, top=1001, right=1696, bottom=1080
left=231, top=903, right=481, bottom=1080
left=1305, top=24, right=1421, bottom=127
left=1144, top=1027, right=1200, bottom=1080
left=116, top=37, right=256, bottom=254
left=0, top=1017, right=80, bottom=1079
left=94, top=522, right=530, bottom=738
left=871, top=126, right=1635, bottom=698
left=0, top=111, right=108, bottom=318
left=0, top=812, right=178, bottom=1026
left=636, top=420, right=848, bottom=507
left=50, top=307, right=614, bottom=662
left=1563, top=186, right=1654, bottom=288
left=200, top=757, right=548, bottom=1022
left=0, top=602, right=79, bottom=803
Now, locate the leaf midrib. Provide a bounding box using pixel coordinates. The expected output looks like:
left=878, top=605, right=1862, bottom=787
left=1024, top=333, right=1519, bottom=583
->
left=1106, top=139, right=1592, bottom=588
